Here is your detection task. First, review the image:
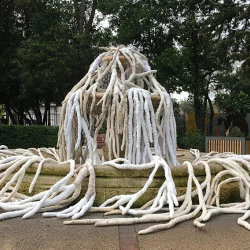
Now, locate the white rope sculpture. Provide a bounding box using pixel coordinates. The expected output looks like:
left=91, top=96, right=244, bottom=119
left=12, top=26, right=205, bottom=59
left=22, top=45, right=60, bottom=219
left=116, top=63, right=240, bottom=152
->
left=0, top=46, right=250, bottom=235
left=0, top=46, right=178, bottom=222
left=64, top=151, right=250, bottom=234
left=58, top=45, right=178, bottom=166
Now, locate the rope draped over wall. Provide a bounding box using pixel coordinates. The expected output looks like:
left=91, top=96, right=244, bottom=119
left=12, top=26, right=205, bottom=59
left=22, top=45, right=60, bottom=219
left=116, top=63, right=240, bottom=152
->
left=0, top=46, right=178, bottom=229
left=1, top=46, right=250, bottom=235
left=2, top=147, right=250, bottom=234
left=58, top=46, right=178, bottom=166
left=0, top=148, right=178, bottom=223
left=65, top=150, right=250, bottom=234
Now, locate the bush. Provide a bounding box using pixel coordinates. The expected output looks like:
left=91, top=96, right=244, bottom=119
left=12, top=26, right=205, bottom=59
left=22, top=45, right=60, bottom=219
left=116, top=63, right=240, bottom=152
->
left=0, top=125, right=59, bottom=149
left=178, top=130, right=205, bottom=152
left=228, top=127, right=245, bottom=137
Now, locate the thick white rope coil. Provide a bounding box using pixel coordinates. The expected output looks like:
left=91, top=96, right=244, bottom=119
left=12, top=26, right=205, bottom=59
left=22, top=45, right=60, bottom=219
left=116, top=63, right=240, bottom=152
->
left=1, top=146, right=250, bottom=235
left=4, top=47, right=250, bottom=235
left=0, top=47, right=179, bottom=227
left=63, top=151, right=250, bottom=235
left=58, top=46, right=178, bottom=166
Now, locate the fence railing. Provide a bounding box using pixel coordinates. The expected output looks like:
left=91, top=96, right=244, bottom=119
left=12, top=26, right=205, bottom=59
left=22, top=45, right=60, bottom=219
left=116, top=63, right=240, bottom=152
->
left=205, top=136, right=247, bottom=154
left=24, top=113, right=60, bottom=126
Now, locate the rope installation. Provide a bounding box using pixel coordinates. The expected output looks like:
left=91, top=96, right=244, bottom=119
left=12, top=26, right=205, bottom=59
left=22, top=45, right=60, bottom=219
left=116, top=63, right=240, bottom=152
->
left=0, top=46, right=250, bottom=234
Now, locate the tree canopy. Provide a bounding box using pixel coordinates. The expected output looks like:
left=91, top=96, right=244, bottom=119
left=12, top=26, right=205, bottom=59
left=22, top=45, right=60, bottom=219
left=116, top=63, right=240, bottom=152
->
left=99, top=0, right=249, bottom=133
left=0, top=0, right=249, bottom=130
left=0, top=0, right=105, bottom=124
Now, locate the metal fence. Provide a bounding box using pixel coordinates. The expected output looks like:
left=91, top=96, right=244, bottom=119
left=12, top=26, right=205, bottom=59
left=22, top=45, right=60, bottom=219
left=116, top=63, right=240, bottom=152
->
left=24, top=112, right=60, bottom=126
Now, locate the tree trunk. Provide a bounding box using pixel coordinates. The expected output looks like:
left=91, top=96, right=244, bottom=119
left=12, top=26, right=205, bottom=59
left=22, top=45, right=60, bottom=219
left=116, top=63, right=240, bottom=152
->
left=194, top=96, right=205, bottom=133
left=207, top=94, right=214, bottom=135
left=6, top=105, right=17, bottom=125
left=202, top=96, right=207, bottom=133
left=86, top=0, right=98, bottom=34
left=74, top=0, right=86, bottom=33
left=43, top=101, right=51, bottom=126
left=79, top=0, right=86, bottom=33
left=48, top=105, right=51, bottom=126
left=190, top=13, right=205, bottom=134
left=17, top=107, right=25, bottom=125
left=32, top=104, right=42, bottom=125
left=25, top=110, right=35, bottom=125
left=73, top=0, right=98, bottom=33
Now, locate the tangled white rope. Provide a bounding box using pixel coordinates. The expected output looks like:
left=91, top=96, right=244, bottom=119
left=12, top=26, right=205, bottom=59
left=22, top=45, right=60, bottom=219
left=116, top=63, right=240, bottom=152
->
left=63, top=151, right=250, bottom=234
left=1, top=46, right=250, bottom=235
left=0, top=46, right=178, bottom=228
left=1, top=147, right=250, bottom=234
left=58, top=46, right=178, bottom=166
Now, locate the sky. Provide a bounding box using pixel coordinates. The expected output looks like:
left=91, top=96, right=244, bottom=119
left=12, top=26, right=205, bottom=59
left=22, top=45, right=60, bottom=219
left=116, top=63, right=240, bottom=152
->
left=171, top=91, right=189, bottom=102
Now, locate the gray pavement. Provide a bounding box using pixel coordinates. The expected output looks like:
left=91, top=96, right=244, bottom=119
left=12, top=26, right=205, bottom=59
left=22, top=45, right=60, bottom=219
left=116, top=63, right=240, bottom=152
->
left=1, top=211, right=250, bottom=250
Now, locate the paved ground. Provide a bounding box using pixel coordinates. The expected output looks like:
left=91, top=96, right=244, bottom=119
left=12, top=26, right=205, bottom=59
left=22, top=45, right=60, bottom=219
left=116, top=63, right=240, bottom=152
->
left=1, top=210, right=250, bottom=250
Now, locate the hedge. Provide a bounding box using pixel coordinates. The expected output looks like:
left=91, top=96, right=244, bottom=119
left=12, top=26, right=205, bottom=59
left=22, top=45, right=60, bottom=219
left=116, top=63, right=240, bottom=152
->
left=178, top=130, right=206, bottom=152
left=0, top=125, right=59, bottom=149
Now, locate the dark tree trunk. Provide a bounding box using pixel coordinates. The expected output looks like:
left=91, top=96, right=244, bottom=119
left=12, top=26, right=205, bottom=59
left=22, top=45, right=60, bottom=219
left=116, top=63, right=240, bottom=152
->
left=73, top=0, right=98, bottom=33
left=43, top=101, right=51, bottom=126
left=25, top=110, right=35, bottom=125
left=32, top=104, right=42, bottom=125
left=6, top=105, right=17, bottom=125
left=79, top=0, right=86, bottom=33
left=190, top=15, right=205, bottom=133
left=74, top=0, right=86, bottom=32
left=202, top=97, right=207, bottom=133
left=16, top=107, right=25, bottom=125
left=48, top=105, right=51, bottom=126
left=207, top=94, right=214, bottom=135
left=86, top=0, right=98, bottom=33
left=194, top=96, right=205, bottom=133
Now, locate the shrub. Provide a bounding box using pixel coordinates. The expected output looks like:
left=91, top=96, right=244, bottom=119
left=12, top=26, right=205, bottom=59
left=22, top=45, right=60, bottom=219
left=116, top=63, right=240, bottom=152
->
left=0, top=125, right=58, bottom=149
left=228, top=127, right=245, bottom=137
left=178, top=130, right=205, bottom=152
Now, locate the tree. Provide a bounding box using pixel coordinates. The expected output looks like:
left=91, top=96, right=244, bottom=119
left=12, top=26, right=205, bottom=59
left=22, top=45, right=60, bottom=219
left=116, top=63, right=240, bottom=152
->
left=215, top=66, right=250, bottom=119
left=100, top=0, right=249, bottom=134
left=99, top=0, right=174, bottom=64
left=0, top=0, right=107, bottom=125
left=10, top=1, right=75, bottom=124
left=0, top=0, right=23, bottom=124
left=73, top=0, right=98, bottom=34
left=215, top=14, right=250, bottom=124
left=157, top=0, right=249, bottom=133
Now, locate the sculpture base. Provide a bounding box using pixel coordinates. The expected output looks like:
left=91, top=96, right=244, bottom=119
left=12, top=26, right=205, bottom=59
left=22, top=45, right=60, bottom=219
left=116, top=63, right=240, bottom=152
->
left=0, top=150, right=242, bottom=207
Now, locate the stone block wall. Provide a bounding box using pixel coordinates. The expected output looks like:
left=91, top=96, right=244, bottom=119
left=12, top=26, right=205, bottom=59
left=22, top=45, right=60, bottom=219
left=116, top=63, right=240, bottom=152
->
left=1, top=156, right=241, bottom=207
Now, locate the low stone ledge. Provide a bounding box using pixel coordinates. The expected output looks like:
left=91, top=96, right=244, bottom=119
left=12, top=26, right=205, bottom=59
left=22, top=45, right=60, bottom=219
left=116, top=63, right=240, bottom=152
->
left=1, top=159, right=242, bottom=207
left=25, top=161, right=226, bottom=178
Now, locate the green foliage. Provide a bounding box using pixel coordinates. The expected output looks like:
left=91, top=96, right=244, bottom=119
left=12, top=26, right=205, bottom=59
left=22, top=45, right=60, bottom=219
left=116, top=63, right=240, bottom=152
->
left=158, top=0, right=246, bottom=133
left=13, top=1, right=81, bottom=109
left=101, top=0, right=249, bottom=133
left=215, top=91, right=250, bottom=118
left=0, top=0, right=249, bottom=132
left=0, top=0, right=105, bottom=125
left=172, top=99, right=186, bottom=141
left=179, top=130, right=205, bottom=152
left=0, top=0, right=23, bottom=110
left=99, top=0, right=174, bottom=63
left=228, top=127, right=245, bottom=138
left=0, top=125, right=58, bottom=149
left=215, top=64, right=250, bottom=119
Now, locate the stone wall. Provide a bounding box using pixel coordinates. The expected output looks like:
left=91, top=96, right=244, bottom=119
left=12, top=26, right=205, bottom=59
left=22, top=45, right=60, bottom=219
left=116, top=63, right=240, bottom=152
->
left=1, top=151, right=241, bottom=207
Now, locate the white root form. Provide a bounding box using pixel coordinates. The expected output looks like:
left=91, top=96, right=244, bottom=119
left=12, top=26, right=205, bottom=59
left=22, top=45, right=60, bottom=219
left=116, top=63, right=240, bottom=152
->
left=64, top=152, right=250, bottom=235
left=0, top=46, right=178, bottom=224
left=57, top=46, right=178, bottom=165
left=1, top=46, right=250, bottom=235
